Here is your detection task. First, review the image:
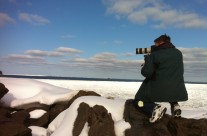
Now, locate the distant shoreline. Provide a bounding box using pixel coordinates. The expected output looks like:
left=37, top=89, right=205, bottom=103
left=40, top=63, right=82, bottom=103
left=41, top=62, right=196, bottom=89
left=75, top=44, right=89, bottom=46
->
left=0, top=74, right=141, bottom=82
left=0, top=75, right=206, bottom=84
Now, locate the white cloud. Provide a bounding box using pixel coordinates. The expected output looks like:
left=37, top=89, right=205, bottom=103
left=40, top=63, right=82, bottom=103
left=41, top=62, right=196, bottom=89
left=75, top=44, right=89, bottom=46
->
left=103, top=0, right=207, bottom=28
left=1, top=47, right=84, bottom=65
left=18, top=13, right=50, bottom=25
left=1, top=47, right=207, bottom=81
left=6, top=54, right=43, bottom=60
left=179, top=47, right=207, bottom=63
left=177, top=47, right=207, bottom=80
left=24, top=47, right=83, bottom=58
left=56, top=47, right=83, bottom=54
left=62, top=52, right=141, bottom=72
left=92, top=52, right=117, bottom=60
left=25, top=50, right=63, bottom=57
left=2, top=54, right=46, bottom=65
left=105, top=0, right=143, bottom=15
left=0, top=13, right=16, bottom=27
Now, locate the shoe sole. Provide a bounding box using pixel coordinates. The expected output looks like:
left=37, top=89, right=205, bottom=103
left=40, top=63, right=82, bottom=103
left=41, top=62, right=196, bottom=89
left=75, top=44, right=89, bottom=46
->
left=173, top=109, right=181, bottom=118
left=150, top=106, right=167, bottom=123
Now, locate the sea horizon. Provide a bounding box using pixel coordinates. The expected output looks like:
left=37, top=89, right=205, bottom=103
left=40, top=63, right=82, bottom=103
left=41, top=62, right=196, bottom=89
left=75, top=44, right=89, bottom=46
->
left=1, top=74, right=207, bottom=84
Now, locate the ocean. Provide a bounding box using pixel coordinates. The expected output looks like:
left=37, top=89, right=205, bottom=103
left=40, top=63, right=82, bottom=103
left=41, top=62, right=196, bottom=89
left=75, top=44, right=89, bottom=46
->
left=1, top=74, right=207, bottom=84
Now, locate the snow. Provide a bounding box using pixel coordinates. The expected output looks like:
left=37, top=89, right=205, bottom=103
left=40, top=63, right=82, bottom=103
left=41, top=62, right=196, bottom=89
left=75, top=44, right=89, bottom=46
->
left=49, top=96, right=130, bottom=136
left=36, top=79, right=140, bottom=99
left=0, top=78, right=78, bottom=107
left=79, top=122, right=89, bottom=136
left=29, top=126, right=47, bottom=136
left=47, top=110, right=66, bottom=135
left=29, top=109, right=47, bottom=119
left=0, top=77, right=207, bottom=136
left=37, top=79, right=207, bottom=111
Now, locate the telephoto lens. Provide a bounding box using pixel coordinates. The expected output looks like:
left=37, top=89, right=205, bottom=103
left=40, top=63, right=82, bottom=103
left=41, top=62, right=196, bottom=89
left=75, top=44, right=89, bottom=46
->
left=136, top=45, right=156, bottom=54
left=136, top=48, right=151, bottom=54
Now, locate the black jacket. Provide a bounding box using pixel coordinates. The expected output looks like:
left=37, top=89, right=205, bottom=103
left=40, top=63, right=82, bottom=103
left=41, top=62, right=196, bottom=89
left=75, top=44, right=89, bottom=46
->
left=135, top=43, right=188, bottom=102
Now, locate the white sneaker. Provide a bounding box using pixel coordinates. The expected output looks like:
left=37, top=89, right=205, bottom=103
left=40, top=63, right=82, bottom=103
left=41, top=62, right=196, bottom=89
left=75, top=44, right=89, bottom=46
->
left=171, top=104, right=181, bottom=118
left=149, top=105, right=167, bottom=123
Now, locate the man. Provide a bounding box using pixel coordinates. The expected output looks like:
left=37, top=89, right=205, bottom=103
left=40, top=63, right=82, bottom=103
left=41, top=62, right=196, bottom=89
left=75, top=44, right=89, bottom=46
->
left=134, top=34, right=188, bottom=123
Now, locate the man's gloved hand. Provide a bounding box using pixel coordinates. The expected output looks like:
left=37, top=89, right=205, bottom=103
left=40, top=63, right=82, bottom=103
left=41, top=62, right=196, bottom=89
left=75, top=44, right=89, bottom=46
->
left=144, top=54, right=150, bottom=60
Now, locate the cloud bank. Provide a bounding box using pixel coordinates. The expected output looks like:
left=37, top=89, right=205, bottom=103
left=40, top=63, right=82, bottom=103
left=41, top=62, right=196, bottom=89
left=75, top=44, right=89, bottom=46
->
left=103, top=0, right=207, bottom=28
left=1, top=46, right=207, bottom=81
left=18, top=12, right=50, bottom=25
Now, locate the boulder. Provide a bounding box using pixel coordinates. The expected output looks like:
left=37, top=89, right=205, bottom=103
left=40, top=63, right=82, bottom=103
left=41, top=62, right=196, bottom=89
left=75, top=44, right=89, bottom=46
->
left=49, top=90, right=100, bottom=122
left=0, top=86, right=207, bottom=136
left=124, top=99, right=207, bottom=136
left=0, top=83, right=9, bottom=99
left=0, top=107, right=10, bottom=118
left=73, top=102, right=116, bottom=136
left=67, top=90, right=100, bottom=107
left=88, top=104, right=116, bottom=136
left=10, top=109, right=30, bottom=126
left=0, top=118, right=32, bottom=136
left=13, top=102, right=50, bottom=110
left=167, top=117, right=207, bottom=136
left=73, top=102, right=91, bottom=136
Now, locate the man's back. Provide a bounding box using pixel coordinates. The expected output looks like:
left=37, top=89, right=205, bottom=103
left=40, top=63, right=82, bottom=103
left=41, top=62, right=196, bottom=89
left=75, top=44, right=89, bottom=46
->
left=136, top=44, right=188, bottom=102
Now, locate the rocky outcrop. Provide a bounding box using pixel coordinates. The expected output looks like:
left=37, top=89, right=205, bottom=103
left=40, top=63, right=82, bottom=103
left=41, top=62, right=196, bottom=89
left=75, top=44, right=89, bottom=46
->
left=0, top=83, right=9, bottom=99
left=88, top=104, right=116, bottom=136
left=0, top=82, right=207, bottom=136
left=0, top=118, right=32, bottom=136
left=73, top=102, right=116, bottom=136
left=0, top=83, right=102, bottom=136
left=124, top=100, right=207, bottom=136
left=0, top=103, right=32, bottom=135
left=0, top=82, right=32, bottom=136
left=49, top=90, right=100, bottom=122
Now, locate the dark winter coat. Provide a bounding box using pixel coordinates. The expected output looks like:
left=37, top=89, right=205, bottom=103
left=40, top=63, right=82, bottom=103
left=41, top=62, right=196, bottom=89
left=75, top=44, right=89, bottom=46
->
left=135, top=43, right=188, bottom=102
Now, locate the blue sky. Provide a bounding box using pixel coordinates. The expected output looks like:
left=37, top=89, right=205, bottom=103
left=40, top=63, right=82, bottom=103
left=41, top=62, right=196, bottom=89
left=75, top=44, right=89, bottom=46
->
left=0, top=0, right=207, bottom=82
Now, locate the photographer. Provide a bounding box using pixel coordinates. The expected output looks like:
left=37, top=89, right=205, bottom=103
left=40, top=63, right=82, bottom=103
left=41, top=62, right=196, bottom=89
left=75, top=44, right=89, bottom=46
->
left=134, top=34, right=188, bottom=123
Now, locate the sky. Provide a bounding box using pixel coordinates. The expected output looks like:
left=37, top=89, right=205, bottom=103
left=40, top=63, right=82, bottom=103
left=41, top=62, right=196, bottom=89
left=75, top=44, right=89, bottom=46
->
left=0, top=0, right=207, bottom=82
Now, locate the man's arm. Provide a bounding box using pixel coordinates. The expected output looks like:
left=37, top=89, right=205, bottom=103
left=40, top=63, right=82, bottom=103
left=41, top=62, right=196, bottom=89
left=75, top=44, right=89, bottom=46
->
left=141, top=55, right=156, bottom=79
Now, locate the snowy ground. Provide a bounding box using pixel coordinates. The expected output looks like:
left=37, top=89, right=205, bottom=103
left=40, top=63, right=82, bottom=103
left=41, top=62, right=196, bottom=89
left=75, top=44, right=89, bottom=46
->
left=0, top=77, right=207, bottom=136
left=37, top=79, right=207, bottom=111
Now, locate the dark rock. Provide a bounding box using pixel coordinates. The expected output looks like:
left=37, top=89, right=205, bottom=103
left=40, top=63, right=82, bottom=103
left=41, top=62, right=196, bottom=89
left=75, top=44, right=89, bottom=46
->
left=88, top=105, right=116, bottom=136
left=8, top=105, right=50, bottom=127
left=49, top=90, right=100, bottom=122
left=0, top=107, right=10, bottom=118
left=124, top=99, right=207, bottom=136
left=73, top=102, right=116, bottom=136
left=1, top=86, right=206, bottom=136
left=0, top=83, right=9, bottom=99
left=10, top=109, right=30, bottom=126
left=67, top=90, right=100, bottom=107
left=0, top=117, right=32, bottom=136
left=13, top=102, right=50, bottom=110
left=0, top=91, right=31, bottom=136
left=167, top=118, right=207, bottom=136
left=73, top=102, right=91, bottom=136
left=49, top=101, right=68, bottom=123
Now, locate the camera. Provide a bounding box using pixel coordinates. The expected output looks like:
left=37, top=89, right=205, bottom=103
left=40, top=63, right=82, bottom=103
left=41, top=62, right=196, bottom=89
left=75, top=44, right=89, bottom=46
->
left=136, top=45, right=156, bottom=54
